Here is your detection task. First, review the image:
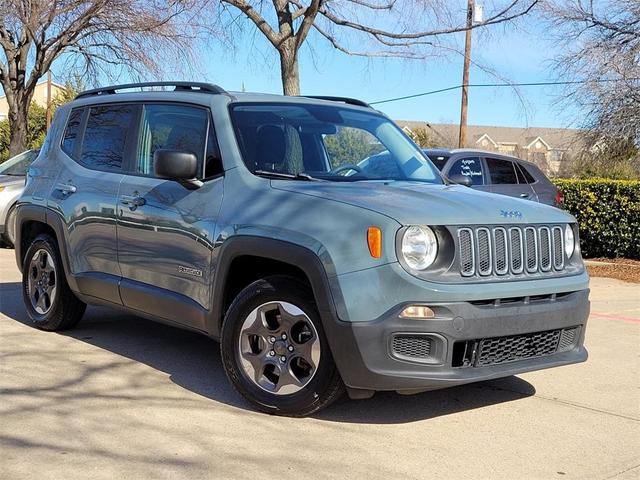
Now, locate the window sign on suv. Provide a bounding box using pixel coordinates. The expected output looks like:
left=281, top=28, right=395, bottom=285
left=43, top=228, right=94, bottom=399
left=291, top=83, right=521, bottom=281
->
left=13, top=82, right=589, bottom=416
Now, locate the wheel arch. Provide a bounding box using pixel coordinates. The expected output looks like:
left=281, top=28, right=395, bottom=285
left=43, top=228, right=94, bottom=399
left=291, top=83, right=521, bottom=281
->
left=15, top=204, right=79, bottom=292
left=208, top=236, right=340, bottom=339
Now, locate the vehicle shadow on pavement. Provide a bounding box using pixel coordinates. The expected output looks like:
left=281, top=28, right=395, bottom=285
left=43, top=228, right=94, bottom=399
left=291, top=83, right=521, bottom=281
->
left=1, top=281, right=536, bottom=424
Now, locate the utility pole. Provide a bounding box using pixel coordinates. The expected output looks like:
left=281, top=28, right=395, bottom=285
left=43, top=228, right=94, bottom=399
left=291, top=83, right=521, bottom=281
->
left=46, top=71, right=52, bottom=131
left=458, top=0, right=474, bottom=148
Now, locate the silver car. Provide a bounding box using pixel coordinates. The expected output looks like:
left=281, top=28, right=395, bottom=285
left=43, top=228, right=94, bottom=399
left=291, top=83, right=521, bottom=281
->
left=0, top=149, right=39, bottom=247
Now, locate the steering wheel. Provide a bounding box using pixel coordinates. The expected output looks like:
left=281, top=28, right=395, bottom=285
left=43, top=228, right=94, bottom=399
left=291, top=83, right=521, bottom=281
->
left=330, top=164, right=363, bottom=176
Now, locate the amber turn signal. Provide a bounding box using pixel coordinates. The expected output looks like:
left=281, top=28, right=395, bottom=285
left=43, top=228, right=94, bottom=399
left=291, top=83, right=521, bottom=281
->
left=367, top=226, right=382, bottom=258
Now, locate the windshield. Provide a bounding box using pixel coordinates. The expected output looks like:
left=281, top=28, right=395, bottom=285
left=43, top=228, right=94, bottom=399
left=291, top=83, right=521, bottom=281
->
left=0, top=150, right=39, bottom=176
left=230, top=103, right=442, bottom=183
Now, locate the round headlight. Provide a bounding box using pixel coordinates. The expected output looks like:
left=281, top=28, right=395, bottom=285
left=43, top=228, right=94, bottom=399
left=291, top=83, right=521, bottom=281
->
left=564, top=224, right=575, bottom=258
left=401, top=226, right=438, bottom=270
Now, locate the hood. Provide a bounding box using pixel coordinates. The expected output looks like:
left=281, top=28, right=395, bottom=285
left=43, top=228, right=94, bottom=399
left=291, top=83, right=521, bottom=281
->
left=271, top=180, right=574, bottom=225
left=0, top=175, right=25, bottom=187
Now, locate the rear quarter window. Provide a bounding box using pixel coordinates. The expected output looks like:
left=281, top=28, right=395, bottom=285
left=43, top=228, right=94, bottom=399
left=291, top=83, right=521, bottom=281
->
left=61, top=108, right=85, bottom=159
left=518, top=163, right=537, bottom=183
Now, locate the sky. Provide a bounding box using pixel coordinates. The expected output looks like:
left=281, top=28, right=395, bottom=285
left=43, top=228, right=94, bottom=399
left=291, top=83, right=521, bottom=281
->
left=182, top=12, right=582, bottom=130
left=46, top=4, right=583, bottom=130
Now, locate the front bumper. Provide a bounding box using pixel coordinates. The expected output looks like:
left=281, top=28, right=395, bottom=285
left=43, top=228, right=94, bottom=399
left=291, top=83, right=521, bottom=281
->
left=326, top=288, right=589, bottom=393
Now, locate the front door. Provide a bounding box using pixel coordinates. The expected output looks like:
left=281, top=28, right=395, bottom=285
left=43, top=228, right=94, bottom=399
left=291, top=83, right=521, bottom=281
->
left=116, top=103, right=224, bottom=330
left=445, top=156, right=492, bottom=194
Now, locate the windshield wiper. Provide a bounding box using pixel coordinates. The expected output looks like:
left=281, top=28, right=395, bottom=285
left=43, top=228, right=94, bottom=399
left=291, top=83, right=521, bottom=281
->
left=254, top=170, right=318, bottom=181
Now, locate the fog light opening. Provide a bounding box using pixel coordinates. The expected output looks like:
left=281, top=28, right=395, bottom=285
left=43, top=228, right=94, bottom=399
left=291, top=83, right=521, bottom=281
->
left=400, top=305, right=435, bottom=319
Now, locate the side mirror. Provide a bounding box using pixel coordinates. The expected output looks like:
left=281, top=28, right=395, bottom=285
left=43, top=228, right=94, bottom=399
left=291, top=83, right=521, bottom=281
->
left=154, top=149, right=198, bottom=181
left=449, top=173, right=473, bottom=187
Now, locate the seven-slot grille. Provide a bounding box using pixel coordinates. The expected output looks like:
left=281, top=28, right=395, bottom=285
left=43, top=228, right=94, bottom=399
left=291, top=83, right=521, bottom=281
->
left=457, top=225, right=565, bottom=277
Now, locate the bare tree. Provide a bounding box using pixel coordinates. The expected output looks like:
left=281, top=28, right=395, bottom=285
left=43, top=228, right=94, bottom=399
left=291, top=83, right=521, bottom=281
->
left=216, top=0, right=539, bottom=96
left=546, top=0, right=640, bottom=144
left=0, top=0, right=206, bottom=156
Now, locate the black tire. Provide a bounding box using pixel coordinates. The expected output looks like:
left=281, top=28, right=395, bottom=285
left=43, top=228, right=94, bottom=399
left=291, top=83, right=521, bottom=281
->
left=221, top=275, right=344, bottom=416
left=22, top=234, right=86, bottom=331
left=3, top=205, right=16, bottom=248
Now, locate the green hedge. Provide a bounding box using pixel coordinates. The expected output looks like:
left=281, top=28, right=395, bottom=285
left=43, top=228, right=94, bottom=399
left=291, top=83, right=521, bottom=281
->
left=553, top=179, right=640, bottom=259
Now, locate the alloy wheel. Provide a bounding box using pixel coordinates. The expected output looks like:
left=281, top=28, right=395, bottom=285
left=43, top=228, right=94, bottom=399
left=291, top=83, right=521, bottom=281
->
left=27, top=249, right=57, bottom=315
left=237, top=301, right=321, bottom=395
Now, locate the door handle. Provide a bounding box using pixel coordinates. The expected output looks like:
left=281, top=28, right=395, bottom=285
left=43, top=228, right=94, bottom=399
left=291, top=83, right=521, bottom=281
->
left=520, top=193, right=530, bottom=198
left=55, top=183, right=77, bottom=195
left=120, top=194, right=146, bottom=210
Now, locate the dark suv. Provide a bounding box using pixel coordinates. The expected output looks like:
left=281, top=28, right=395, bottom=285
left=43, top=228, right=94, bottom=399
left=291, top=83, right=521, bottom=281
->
left=14, top=82, right=589, bottom=416
left=423, top=148, right=563, bottom=206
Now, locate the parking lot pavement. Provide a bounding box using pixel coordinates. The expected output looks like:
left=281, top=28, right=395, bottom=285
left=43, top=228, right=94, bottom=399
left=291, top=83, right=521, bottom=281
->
left=1, top=248, right=639, bottom=480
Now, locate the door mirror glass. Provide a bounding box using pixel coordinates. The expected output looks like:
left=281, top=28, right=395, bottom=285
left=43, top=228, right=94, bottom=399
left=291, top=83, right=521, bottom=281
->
left=449, top=173, right=473, bottom=187
left=154, top=149, right=198, bottom=180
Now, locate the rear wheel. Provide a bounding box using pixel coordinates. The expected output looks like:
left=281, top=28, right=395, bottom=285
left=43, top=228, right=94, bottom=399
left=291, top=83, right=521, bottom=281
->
left=221, top=275, right=344, bottom=416
left=22, top=234, right=86, bottom=331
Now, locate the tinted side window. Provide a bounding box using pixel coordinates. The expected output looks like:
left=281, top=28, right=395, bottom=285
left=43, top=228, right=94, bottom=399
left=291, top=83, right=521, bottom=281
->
left=137, top=104, right=208, bottom=176
left=81, top=105, right=134, bottom=171
left=487, top=158, right=518, bottom=184
left=204, top=122, right=223, bottom=179
left=449, top=157, right=484, bottom=185
left=427, top=155, right=449, bottom=171
left=61, top=108, right=84, bottom=159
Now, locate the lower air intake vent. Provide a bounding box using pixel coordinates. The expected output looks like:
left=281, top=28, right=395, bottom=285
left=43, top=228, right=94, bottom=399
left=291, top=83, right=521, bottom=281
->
left=391, top=335, right=433, bottom=362
left=452, top=326, right=581, bottom=367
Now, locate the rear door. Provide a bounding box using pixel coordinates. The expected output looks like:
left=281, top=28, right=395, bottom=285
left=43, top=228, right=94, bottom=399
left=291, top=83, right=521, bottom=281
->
left=484, top=157, right=537, bottom=201
left=52, top=104, right=135, bottom=304
left=444, top=156, right=491, bottom=193
left=116, top=103, right=224, bottom=329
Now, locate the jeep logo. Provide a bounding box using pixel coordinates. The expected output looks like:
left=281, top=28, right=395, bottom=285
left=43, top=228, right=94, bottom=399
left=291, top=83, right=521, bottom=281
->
left=499, top=209, right=523, bottom=219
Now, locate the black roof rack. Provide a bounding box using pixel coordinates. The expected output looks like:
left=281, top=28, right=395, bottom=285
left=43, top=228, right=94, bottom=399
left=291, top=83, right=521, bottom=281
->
left=76, top=82, right=227, bottom=99
left=300, top=96, right=371, bottom=108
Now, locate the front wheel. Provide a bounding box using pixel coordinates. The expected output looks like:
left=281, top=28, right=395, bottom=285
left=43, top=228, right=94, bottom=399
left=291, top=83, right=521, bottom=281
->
left=221, top=275, right=344, bottom=416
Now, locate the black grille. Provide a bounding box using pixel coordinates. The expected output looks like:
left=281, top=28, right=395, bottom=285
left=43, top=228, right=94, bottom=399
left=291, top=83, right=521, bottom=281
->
left=553, top=227, right=564, bottom=270
left=477, top=228, right=491, bottom=275
left=478, top=329, right=559, bottom=366
left=391, top=335, right=432, bottom=361
left=494, top=228, right=508, bottom=275
left=452, top=326, right=581, bottom=368
left=458, top=228, right=474, bottom=276
left=510, top=228, right=524, bottom=273
left=457, top=225, right=566, bottom=278
left=539, top=227, right=552, bottom=271
left=525, top=227, right=537, bottom=272
left=558, top=327, right=580, bottom=351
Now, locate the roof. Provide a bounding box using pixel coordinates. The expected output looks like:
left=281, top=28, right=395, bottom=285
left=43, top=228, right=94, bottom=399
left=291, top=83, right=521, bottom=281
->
left=422, top=147, right=538, bottom=166
left=398, top=121, right=584, bottom=151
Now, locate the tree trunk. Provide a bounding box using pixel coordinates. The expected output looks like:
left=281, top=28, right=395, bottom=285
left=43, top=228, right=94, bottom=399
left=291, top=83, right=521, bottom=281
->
left=278, top=43, right=300, bottom=96
left=8, top=99, right=29, bottom=157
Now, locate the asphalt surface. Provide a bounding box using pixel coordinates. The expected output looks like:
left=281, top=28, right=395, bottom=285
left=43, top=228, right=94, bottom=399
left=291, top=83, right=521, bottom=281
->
left=1, top=248, right=639, bottom=479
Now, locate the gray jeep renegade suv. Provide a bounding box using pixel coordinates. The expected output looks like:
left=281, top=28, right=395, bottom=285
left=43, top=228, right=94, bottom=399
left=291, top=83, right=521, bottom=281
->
left=14, top=82, right=589, bottom=416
